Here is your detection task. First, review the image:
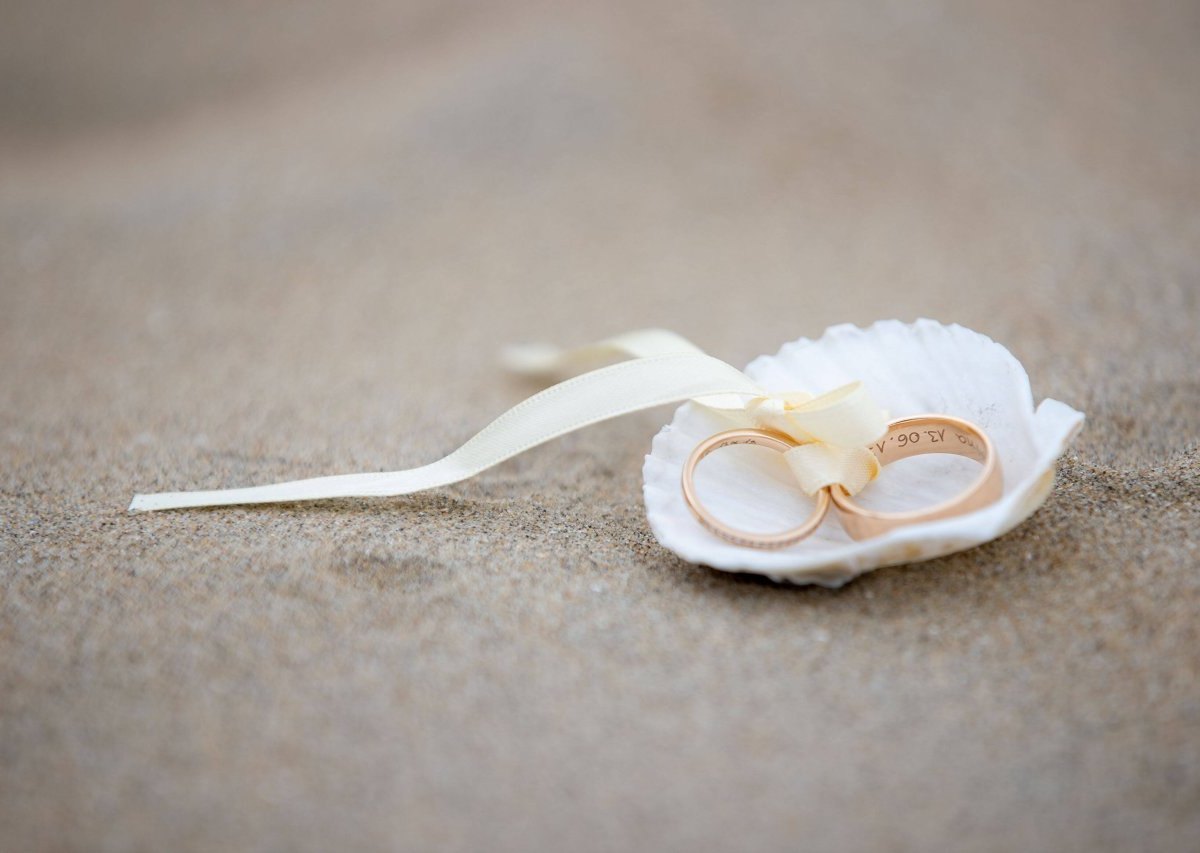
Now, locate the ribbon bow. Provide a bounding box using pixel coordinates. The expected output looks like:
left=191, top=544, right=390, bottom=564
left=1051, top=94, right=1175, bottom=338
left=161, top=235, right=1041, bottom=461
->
left=131, top=329, right=887, bottom=511
left=696, top=382, right=887, bottom=496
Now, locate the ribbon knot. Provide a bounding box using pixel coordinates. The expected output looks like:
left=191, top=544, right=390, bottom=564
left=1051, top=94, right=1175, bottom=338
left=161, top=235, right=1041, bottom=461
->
left=697, top=381, right=888, bottom=496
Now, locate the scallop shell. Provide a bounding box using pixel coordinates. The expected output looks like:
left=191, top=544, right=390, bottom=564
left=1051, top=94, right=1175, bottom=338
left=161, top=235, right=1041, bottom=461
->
left=642, top=320, right=1085, bottom=586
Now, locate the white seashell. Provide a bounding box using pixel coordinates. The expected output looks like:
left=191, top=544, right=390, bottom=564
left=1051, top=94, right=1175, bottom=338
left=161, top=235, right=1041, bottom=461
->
left=642, top=319, right=1085, bottom=586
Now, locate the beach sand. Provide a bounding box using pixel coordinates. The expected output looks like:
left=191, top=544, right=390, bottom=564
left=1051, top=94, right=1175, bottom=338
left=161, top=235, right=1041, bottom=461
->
left=2, top=1, right=1198, bottom=849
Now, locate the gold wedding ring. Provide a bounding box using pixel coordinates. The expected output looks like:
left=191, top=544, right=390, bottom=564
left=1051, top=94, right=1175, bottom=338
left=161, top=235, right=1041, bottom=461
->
left=830, top=414, right=1002, bottom=540
left=681, top=415, right=1003, bottom=548
left=680, top=429, right=831, bottom=549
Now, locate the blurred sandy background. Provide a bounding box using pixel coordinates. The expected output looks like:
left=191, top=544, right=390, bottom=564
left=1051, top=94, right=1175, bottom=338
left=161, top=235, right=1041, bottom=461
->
left=2, top=1, right=1198, bottom=850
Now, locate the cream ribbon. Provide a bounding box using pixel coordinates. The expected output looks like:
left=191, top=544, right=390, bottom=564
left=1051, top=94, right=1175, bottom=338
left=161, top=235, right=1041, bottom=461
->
left=702, top=384, right=885, bottom=495
left=129, top=329, right=886, bottom=512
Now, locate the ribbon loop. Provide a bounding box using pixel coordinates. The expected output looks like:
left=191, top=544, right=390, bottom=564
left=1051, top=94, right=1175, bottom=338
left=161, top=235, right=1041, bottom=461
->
left=741, top=381, right=888, bottom=446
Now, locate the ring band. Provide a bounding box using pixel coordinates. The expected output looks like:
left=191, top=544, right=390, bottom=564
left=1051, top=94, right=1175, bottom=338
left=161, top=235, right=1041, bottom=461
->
left=681, top=429, right=831, bottom=549
left=830, top=414, right=1003, bottom=540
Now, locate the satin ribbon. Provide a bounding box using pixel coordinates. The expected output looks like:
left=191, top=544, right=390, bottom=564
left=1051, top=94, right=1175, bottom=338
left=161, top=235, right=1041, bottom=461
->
left=129, top=329, right=886, bottom=512
left=701, top=384, right=886, bottom=495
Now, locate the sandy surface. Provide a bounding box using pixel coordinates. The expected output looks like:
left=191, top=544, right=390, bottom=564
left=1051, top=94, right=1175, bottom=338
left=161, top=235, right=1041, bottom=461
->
left=2, top=1, right=1198, bottom=850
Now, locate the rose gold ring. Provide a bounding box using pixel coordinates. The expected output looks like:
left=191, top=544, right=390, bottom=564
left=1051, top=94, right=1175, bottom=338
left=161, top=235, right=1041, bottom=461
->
left=830, top=414, right=1003, bottom=540
left=681, top=428, right=832, bottom=549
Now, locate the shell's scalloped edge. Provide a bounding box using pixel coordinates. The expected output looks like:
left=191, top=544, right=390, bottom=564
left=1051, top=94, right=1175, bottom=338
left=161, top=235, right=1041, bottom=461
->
left=641, top=319, right=1086, bottom=586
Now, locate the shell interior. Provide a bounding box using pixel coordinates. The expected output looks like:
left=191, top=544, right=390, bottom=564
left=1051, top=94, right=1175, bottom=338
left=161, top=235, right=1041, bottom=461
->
left=642, top=319, right=1085, bottom=586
